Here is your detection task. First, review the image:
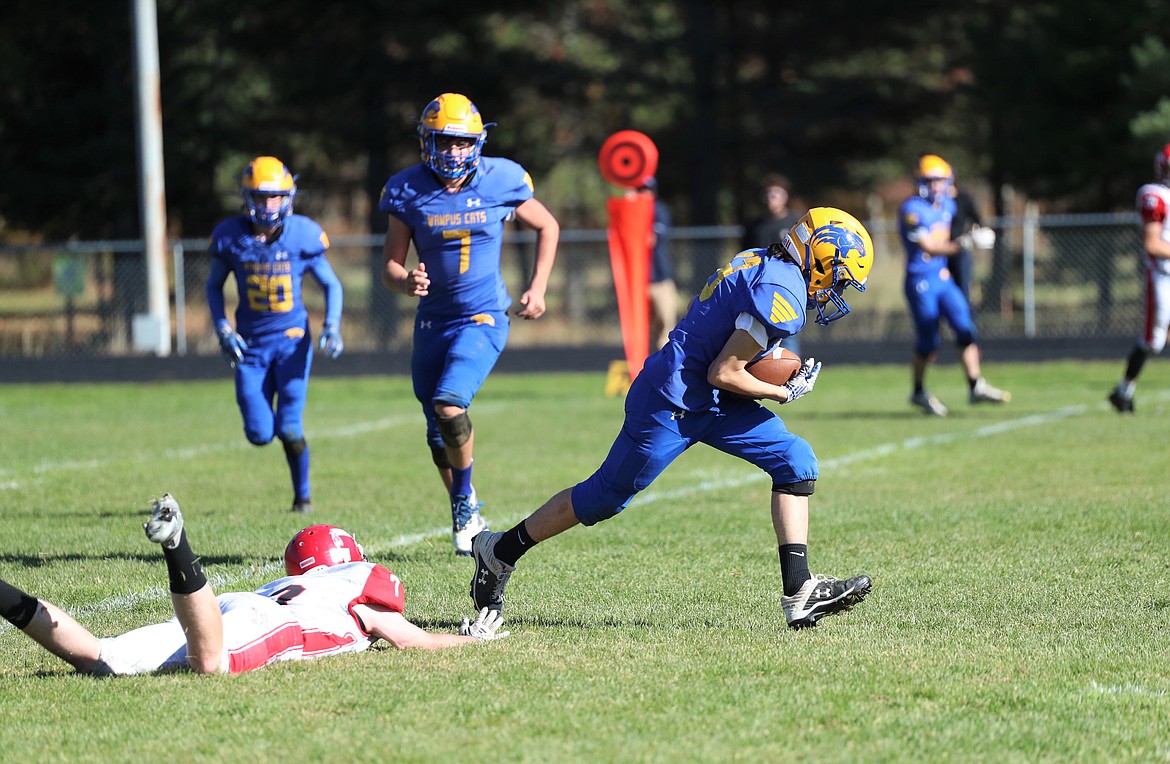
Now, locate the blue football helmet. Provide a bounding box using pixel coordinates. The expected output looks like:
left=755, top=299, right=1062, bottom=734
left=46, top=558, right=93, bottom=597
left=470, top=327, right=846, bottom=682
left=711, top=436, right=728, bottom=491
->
left=782, top=207, right=874, bottom=326
left=241, top=156, right=297, bottom=227
left=417, top=93, right=494, bottom=180
left=916, top=154, right=954, bottom=203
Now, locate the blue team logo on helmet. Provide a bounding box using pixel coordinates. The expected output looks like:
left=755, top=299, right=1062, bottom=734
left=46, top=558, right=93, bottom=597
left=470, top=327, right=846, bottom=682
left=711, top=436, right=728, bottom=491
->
left=810, top=226, right=866, bottom=264
left=784, top=208, right=874, bottom=326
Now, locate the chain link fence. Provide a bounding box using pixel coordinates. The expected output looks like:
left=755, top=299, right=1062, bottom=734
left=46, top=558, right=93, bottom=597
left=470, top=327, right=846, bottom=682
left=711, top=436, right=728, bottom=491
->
left=0, top=212, right=1145, bottom=360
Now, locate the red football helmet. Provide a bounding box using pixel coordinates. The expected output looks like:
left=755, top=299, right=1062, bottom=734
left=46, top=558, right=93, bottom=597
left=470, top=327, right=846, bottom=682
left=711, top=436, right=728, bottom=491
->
left=284, top=525, right=365, bottom=576
left=1155, top=144, right=1170, bottom=185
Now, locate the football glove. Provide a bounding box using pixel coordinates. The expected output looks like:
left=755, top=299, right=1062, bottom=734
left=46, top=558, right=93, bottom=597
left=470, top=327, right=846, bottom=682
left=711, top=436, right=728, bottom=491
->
left=459, top=607, right=509, bottom=642
left=318, top=322, right=344, bottom=359
left=970, top=225, right=996, bottom=249
left=215, top=321, right=248, bottom=368
left=781, top=357, right=821, bottom=404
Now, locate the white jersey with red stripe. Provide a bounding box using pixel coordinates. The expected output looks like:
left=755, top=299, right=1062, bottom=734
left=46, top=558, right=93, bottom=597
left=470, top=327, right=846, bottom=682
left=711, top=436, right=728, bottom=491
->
left=1136, top=183, right=1170, bottom=275
left=1133, top=183, right=1170, bottom=351
left=94, top=561, right=405, bottom=676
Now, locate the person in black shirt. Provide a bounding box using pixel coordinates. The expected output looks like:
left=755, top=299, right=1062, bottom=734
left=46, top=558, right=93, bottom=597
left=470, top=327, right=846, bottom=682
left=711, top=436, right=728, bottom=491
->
left=742, top=173, right=803, bottom=354
left=948, top=184, right=984, bottom=300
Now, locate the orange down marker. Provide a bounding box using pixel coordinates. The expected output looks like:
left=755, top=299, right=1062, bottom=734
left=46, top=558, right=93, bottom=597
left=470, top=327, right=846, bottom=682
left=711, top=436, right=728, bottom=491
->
left=598, top=131, right=658, bottom=389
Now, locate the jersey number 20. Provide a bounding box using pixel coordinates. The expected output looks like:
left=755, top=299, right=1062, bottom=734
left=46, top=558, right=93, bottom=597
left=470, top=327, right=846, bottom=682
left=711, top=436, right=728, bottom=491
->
left=246, top=274, right=295, bottom=313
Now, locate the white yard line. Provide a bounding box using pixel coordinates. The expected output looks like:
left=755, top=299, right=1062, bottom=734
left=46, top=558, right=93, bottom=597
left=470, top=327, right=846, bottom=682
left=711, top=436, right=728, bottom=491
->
left=1089, top=680, right=1168, bottom=697
left=0, top=411, right=437, bottom=489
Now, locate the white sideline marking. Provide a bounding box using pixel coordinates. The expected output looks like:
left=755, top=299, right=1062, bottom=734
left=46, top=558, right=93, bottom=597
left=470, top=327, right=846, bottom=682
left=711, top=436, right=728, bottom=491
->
left=1089, top=680, right=1168, bottom=697
left=0, top=401, right=1102, bottom=637
left=631, top=404, right=1092, bottom=505
left=0, top=410, right=466, bottom=491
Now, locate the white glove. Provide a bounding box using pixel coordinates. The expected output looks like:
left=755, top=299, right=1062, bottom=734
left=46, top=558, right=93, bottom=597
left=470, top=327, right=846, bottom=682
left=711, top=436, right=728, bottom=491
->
left=970, top=225, right=996, bottom=249
left=459, top=607, right=509, bottom=641
left=781, top=357, right=821, bottom=404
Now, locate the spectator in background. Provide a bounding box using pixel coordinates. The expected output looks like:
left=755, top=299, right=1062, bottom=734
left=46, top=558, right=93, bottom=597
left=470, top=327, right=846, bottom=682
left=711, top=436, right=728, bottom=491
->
left=947, top=180, right=994, bottom=300
left=741, top=173, right=803, bottom=355
left=633, top=178, right=679, bottom=351
left=899, top=154, right=1009, bottom=417
left=1107, top=143, right=1170, bottom=414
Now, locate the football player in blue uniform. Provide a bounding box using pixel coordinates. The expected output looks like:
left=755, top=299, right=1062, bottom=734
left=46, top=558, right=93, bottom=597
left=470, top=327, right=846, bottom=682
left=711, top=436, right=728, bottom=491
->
left=898, top=154, right=1009, bottom=417
left=207, top=156, right=345, bottom=513
left=380, top=93, right=559, bottom=556
left=471, top=208, right=875, bottom=630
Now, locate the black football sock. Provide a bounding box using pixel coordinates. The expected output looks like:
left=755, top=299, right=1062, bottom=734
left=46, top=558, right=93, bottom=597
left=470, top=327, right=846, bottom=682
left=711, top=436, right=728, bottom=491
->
left=493, top=522, right=538, bottom=567
left=1125, top=346, right=1149, bottom=381
left=0, top=578, right=40, bottom=629
left=162, top=529, right=208, bottom=595
left=779, top=544, right=811, bottom=597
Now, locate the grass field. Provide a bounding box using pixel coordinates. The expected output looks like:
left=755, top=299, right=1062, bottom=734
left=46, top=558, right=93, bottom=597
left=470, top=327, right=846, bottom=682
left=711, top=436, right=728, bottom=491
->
left=2, top=360, right=1169, bottom=763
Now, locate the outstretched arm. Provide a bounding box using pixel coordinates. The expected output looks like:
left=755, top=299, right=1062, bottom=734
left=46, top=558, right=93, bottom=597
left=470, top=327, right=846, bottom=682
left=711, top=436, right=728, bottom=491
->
left=353, top=604, right=507, bottom=650
left=512, top=198, right=560, bottom=319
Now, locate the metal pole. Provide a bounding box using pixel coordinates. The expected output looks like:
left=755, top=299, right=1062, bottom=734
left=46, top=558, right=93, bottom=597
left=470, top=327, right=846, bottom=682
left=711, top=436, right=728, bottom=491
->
left=173, top=242, right=186, bottom=356
left=132, top=0, right=172, bottom=356
left=1023, top=202, right=1037, bottom=338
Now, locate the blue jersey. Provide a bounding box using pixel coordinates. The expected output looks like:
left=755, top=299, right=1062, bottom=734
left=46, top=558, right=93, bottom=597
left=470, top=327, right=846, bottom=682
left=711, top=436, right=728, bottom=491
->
left=640, top=249, right=807, bottom=412
left=898, top=194, right=956, bottom=280
left=378, top=157, right=534, bottom=318
left=208, top=215, right=332, bottom=339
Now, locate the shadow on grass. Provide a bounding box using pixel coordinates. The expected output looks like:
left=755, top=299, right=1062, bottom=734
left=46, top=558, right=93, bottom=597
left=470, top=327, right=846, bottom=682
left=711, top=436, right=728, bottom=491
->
left=408, top=613, right=664, bottom=630
left=0, top=553, right=252, bottom=568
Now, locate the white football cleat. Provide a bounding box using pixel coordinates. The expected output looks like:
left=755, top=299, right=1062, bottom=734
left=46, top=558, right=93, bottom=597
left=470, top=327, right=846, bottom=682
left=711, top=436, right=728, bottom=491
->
left=451, top=488, right=488, bottom=557
left=910, top=390, right=949, bottom=417
left=143, top=493, right=184, bottom=549
left=969, top=378, right=1011, bottom=404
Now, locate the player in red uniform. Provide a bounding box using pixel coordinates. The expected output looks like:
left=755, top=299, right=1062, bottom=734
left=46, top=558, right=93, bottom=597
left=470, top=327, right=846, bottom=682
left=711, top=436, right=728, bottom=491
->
left=0, top=495, right=506, bottom=676
left=1107, top=144, right=1170, bottom=413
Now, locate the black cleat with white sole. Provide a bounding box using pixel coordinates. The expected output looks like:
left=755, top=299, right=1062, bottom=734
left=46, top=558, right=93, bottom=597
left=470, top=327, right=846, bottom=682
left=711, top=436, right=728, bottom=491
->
left=782, top=573, right=871, bottom=630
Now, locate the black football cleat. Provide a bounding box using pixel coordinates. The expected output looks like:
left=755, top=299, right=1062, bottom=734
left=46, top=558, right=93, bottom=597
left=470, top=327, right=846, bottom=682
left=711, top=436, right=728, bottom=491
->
left=1107, top=390, right=1134, bottom=414
left=782, top=573, right=872, bottom=630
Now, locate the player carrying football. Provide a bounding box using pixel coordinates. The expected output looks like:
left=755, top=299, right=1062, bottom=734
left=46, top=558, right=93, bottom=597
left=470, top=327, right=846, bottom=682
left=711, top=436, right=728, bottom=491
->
left=471, top=208, right=875, bottom=630
left=379, top=93, right=560, bottom=555
left=207, top=156, right=346, bottom=513
left=0, top=495, right=507, bottom=676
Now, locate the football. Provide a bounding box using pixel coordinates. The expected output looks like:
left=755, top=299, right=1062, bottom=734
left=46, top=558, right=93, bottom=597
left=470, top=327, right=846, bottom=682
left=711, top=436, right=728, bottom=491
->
left=746, top=347, right=802, bottom=386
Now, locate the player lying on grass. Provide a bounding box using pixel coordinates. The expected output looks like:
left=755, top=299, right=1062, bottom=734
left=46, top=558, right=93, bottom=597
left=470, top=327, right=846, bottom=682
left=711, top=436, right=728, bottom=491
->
left=472, top=208, right=875, bottom=630
left=0, top=495, right=506, bottom=675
